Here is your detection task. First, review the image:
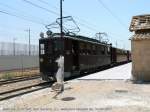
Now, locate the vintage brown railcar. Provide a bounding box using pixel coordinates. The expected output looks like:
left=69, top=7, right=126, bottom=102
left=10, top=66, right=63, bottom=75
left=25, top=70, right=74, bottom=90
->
left=39, top=33, right=131, bottom=81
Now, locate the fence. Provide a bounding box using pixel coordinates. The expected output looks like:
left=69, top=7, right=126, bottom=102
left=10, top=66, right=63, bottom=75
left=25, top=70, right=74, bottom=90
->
left=0, top=42, right=39, bottom=56
left=0, top=56, right=39, bottom=72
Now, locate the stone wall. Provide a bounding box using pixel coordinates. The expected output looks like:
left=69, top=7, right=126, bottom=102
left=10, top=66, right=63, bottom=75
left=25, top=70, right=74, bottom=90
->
left=131, top=40, right=150, bottom=81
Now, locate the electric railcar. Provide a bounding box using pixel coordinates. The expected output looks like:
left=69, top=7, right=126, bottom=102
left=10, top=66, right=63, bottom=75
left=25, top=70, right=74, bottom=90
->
left=39, top=33, right=131, bottom=81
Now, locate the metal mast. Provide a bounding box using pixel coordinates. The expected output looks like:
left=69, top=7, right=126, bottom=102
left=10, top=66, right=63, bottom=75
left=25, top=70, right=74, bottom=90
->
left=60, top=0, right=63, bottom=38
left=60, top=0, right=63, bottom=55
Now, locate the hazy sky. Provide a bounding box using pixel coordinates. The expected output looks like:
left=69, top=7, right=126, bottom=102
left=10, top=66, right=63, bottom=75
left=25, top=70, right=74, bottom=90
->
left=0, top=0, right=149, bottom=49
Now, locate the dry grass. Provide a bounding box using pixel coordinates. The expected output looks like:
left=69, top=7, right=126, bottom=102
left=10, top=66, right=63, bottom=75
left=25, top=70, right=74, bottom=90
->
left=0, top=68, right=39, bottom=80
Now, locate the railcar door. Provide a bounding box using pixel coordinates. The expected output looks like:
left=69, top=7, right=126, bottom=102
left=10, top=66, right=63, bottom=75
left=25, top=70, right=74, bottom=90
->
left=72, top=40, right=79, bottom=71
left=127, top=51, right=130, bottom=61
left=111, top=47, right=117, bottom=64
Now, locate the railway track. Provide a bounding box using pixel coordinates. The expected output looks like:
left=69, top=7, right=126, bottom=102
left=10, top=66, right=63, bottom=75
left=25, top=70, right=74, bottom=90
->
left=0, top=82, right=52, bottom=101
left=0, top=75, right=41, bottom=85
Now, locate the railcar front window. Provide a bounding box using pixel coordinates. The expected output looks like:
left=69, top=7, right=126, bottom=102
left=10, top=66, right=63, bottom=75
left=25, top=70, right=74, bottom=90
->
left=40, top=44, right=45, bottom=55
left=41, top=50, right=45, bottom=55
left=40, top=44, right=44, bottom=49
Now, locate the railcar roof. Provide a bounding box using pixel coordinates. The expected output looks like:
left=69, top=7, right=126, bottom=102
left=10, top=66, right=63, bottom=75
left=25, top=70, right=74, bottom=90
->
left=39, top=33, right=110, bottom=46
left=39, top=33, right=130, bottom=52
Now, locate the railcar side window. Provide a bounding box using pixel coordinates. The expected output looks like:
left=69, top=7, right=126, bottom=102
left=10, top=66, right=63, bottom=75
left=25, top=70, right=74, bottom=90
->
left=40, top=44, right=45, bottom=55
left=87, top=44, right=90, bottom=50
left=92, top=45, right=96, bottom=55
left=65, top=40, right=71, bottom=55
left=79, top=43, right=85, bottom=55
left=87, top=44, right=91, bottom=54
left=101, top=46, right=105, bottom=54
left=107, top=47, right=110, bottom=54
left=54, top=40, right=62, bottom=51
left=48, top=43, right=52, bottom=54
left=92, top=45, right=95, bottom=50
left=97, top=46, right=100, bottom=55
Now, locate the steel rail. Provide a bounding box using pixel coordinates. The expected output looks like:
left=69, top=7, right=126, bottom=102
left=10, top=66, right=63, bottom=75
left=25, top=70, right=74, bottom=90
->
left=0, top=74, right=41, bottom=85
left=0, top=82, right=52, bottom=101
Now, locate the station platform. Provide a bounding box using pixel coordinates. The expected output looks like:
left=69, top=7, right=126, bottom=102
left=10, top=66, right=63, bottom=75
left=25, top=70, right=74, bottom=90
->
left=78, top=63, right=132, bottom=80
left=1, top=63, right=150, bottom=112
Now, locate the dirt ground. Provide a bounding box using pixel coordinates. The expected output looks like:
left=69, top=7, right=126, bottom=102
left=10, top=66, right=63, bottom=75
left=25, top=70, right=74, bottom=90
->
left=1, top=79, right=150, bottom=112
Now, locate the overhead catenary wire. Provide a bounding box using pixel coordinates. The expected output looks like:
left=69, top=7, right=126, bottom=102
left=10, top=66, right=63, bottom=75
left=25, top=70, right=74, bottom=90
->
left=23, top=0, right=100, bottom=34
left=0, top=10, right=46, bottom=25
left=0, top=2, right=49, bottom=25
left=37, top=0, right=58, bottom=10
left=0, top=0, right=127, bottom=39
left=22, top=0, right=127, bottom=48
left=36, top=0, right=100, bottom=32
left=35, top=0, right=126, bottom=39
left=0, top=1, right=102, bottom=37
left=22, top=0, right=59, bottom=16
left=97, top=0, right=127, bottom=29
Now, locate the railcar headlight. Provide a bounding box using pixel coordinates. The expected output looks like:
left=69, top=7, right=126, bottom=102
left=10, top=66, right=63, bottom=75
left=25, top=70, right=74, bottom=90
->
left=40, top=58, right=43, bottom=62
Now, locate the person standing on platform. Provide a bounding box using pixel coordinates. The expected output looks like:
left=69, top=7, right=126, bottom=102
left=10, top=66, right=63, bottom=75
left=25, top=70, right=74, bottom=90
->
left=52, top=55, right=64, bottom=93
